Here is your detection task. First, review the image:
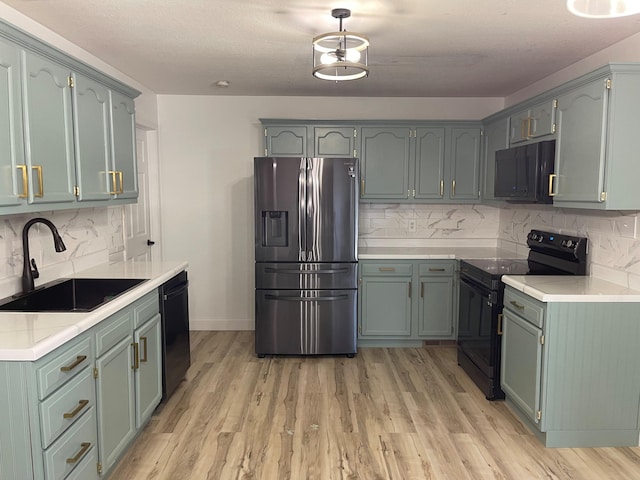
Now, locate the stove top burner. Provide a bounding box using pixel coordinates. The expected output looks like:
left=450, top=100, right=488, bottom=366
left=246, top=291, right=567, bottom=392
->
left=461, top=258, right=530, bottom=277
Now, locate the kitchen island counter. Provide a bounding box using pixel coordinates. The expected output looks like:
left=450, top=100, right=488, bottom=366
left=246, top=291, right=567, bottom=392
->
left=0, top=260, right=188, bottom=361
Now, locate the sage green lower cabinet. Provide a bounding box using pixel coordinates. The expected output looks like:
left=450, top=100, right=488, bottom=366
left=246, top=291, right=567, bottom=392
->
left=359, top=259, right=455, bottom=345
left=417, top=262, right=454, bottom=336
left=95, top=290, right=161, bottom=476
left=501, top=286, right=640, bottom=447
left=0, top=289, right=162, bottom=479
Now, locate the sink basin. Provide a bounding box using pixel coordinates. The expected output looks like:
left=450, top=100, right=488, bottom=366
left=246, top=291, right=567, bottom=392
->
left=0, top=278, right=147, bottom=312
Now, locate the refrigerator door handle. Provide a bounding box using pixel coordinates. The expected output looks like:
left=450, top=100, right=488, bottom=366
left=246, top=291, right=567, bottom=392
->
left=264, top=294, right=349, bottom=301
left=306, top=158, right=317, bottom=262
left=298, top=158, right=307, bottom=261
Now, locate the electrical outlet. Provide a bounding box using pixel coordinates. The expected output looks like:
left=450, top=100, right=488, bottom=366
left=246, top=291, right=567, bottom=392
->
left=408, top=219, right=417, bottom=232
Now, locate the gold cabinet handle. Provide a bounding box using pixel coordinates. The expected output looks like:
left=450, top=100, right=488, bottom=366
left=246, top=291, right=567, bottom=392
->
left=361, top=178, right=365, bottom=196
left=497, top=313, right=503, bottom=335
left=63, top=399, right=89, bottom=419
left=118, top=170, right=124, bottom=194
left=428, top=268, right=446, bottom=272
left=548, top=174, right=557, bottom=197
left=108, top=171, right=118, bottom=194
left=60, top=355, right=87, bottom=372
left=32, top=165, right=43, bottom=197
left=440, top=180, right=444, bottom=197
left=66, top=442, right=91, bottom=464
left=378, top=267, right=396, bottom=272
left=510, top=300, right=525, bottom=310
left=131, top=342, right=139, bottom=370
left=420, top=282, right=424, bottom=298
left=140, top=336, right=148, bottom=363
left=408, top=281, right=412, bottom=298
left=17, top=165, right=28, bottom=198
left=452, top=180, right=456, bottom=197
left=527, top=117, right=534, bottom=138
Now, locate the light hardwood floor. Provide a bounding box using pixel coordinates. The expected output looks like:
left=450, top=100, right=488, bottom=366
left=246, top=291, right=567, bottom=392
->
left=109, top=331, right=640, bottom=479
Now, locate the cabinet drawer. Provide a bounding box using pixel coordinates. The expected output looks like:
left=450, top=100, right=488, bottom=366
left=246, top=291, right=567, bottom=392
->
left=37, top=337, right=91, bottom=400
left=65, top=442, right=99, bottom=480
left=504, top=288, right=545, bottom=328
left=95, top=309, right=132, bottom=357
left=43, top=406, right=97, bottom=480
left=40, top=367, right=95, bottom=449
left=132, top=290, right=159, bottom=328
left=361, top=263, right=412, bottom=276
left=418, top=262, right=453, bottom=276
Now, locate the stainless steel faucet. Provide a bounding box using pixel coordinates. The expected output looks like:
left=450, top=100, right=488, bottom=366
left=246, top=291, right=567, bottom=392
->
left=22, top=218, right=67, bottom=293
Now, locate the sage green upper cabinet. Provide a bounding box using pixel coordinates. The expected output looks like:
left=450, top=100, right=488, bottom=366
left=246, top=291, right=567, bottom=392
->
left=509, top=99, right=556, bottom=145
left=264, top=126, right=307, bottom=157
left=313, top=126, right=358, bottom=158
left=0, top=38, right=25, bottom=206
left=22, top=50, right=76, bottom=205
left=481, top=115, right=509, bottom=201
left=110, top=91, right=138, bottom=200
left=449, top=127, right=481, bottom=201
left=360, top=127, right=411, bottom=200
left=414, top=127, right=446, bottom=199
left=73, top=72, right=111, bottom=201
left=553, top=66, right=640, bottom=209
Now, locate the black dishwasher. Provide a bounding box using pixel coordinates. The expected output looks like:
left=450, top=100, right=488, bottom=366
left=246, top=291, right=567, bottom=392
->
left=159, top=271, right=191, bottom=401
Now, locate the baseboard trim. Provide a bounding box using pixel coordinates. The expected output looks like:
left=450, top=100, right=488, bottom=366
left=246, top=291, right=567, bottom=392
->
left=190, top=318, right=254, bottom=331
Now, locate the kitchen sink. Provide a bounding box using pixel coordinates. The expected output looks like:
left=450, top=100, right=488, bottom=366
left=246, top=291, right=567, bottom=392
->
left=0, top=278, right=147, bottom=312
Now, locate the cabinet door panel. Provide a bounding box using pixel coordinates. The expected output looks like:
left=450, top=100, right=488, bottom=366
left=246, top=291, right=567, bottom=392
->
left=110, top=90, right=138, bottom=199
left=0, top=39, right=25, bottom=206
left=414, top=127, right=445, bottom=199
left=529, top=101, right=556, bottom=139
left=360, top=127, right=410, bottom=199
left=134, top=314, right=162, bottom=428
left=500, top=310, right=543, bottom=428
left=509, top=109, right=529, bottom=144
left=482, top=117, right=509, bottom=201
left=95, top=336, right=135, bottom=474
left=73, top=73, right=110, bottom=201
left=361, top=276, right=412, bottom=336
left=450, top=128, right=481, bottom=200
left=22, top=51, right=75, bottom=204
left=418, top=276, right=453, bottom=337
left=265, top=126, right=307, bottom=156
left=314, top=126, right=356, bottom=158
left=554, top=79, right=608, bottom=203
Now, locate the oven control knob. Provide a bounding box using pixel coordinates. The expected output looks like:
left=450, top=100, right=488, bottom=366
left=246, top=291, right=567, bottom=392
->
left=537, top=235, right=544, bottom=242
left=566, top=240, right=573, bottom=248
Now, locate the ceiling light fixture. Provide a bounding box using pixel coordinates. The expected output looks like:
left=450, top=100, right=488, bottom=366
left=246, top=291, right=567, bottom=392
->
left=312, top=8, right=369, bottom=82
left=566, top=0, right=640, bottom=18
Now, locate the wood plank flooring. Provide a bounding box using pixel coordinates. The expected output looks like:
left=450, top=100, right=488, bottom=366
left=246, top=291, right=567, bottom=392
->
left=109, top=331, right=640, bottom=479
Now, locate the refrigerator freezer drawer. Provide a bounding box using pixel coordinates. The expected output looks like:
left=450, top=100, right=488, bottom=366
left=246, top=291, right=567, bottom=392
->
left=255, top=289, right=357, bottom=355
left=255, top=262, right=358, bottom=290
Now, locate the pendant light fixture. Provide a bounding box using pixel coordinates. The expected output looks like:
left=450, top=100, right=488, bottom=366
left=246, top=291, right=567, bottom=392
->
left=566, top=0, right=640, bottom=18
left=312, top=8, right=369, bottom=81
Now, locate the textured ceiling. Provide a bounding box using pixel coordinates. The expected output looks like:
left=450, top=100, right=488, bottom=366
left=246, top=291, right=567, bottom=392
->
left=3, top=0, right=640, bottom=97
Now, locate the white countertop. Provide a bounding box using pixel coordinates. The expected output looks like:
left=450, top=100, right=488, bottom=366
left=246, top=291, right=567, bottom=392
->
left=502, top=275, right=640, bottom=302
left=0, top=260, right=188, bottom=361
left=359, top=246, right=522, bottom=260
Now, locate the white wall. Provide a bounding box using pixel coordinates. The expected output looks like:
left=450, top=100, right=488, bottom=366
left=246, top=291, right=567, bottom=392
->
left=156, top=96, right=503, bottom=330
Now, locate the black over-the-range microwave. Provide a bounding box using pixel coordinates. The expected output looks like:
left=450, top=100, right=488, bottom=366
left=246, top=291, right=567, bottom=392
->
left=494, top=140, right=555, bottom=203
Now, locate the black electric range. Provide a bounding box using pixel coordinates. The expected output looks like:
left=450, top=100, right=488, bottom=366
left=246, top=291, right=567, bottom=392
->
left=457, top=230, right=588, bottom=400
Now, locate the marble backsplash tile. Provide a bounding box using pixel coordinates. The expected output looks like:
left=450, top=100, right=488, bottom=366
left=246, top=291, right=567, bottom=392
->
left=499, top=204, right=640, bottom=288
left=0, top=207, right=125, bottom=298
left=359, top=204, right=501, bottom=239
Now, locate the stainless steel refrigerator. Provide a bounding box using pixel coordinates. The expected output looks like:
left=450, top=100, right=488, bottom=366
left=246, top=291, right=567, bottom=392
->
left=254, top=157, right=359, bottom=356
